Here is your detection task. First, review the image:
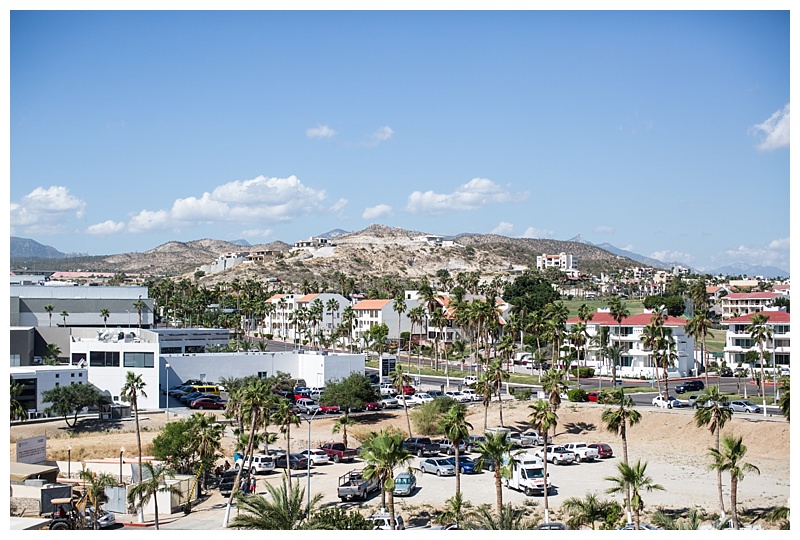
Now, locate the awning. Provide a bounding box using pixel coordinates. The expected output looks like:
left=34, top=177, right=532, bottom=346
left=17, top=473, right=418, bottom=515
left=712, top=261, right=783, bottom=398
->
left=10, top=461, right=60, bottom=483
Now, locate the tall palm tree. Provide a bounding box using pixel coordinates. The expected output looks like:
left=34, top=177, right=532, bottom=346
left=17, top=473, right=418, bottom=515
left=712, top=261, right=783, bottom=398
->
left=44, top=304, right=54, bottom=327
left=544, top=302, right=569, bottom=370
left=390, top=365, right=414, bottom=437
left=605, top=460, right=665, bottom=529
left=777, top=376, right=789, bottom=421
left=325, top=298, right=339, bottom=344
left=60, top=309, right=69, bottom=327
left=189, top=412, right=225, bottom=493
left=133, top=297, right=146, bottom=328
left=485, top=358, right=509, bottom=426
left=77, top=469, right=117, bottom=529
left=120, top=371, right=147, bottom=523
left=473, top=431, right=517, bottom=514
left=707, top=435, right=760, bottom=530
left=127, top=462, right=183, bottom=530
left=359, top=429, right=414, bottom=530
left=528, top=399, right=557, bottom=522
left=577, top=303, right=594, bottom=383
left=561, top=492, right=615, bottom=530
left=440, top=402, right=472, bottom=497
left=10, top=377, right=28, bottom=421
left=99, top=308, right=110, bottom=328
left=746, top=313, right=772, bottom=417
left=408, top=305, right=426, bottom=374
left=272, top=398, right=300, bottom=489
left=608, top=297, right=630, bottom=386
left=694, top=385, right=732, bottom=518
left=434, top=492, right=472, bottom=529
left=474, top=372, right=494, bottom=431
left=685, top=309, right=714, bottom=385
left=540, top=368, right=568, bottom=440
left=229, top=476, right=322, bottom=530
left=463, top=503, right=537, bottom=530
left=600, top=386, right=641, bottom=522
left=392, top=295, right=407, bottom=365
left=430, top=307, right=447, bottom=372
left=332, top=415, right=357, bottom=449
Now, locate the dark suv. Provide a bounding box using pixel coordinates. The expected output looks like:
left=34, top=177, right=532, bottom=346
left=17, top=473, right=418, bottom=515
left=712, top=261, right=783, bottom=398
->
left=675, top=380, right=705, bottom=394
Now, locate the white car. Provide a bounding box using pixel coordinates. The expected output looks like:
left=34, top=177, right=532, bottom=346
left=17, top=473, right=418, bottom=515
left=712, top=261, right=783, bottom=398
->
left=445, top=391, right=472, bottom=403
left=652, top=395, right=682, bottom=409
left=235, top=453, right=277, bottom=475
left=380, top=396, right=400, bottom=409
left=84, top=507, right=116, bottom=529
left=299, top=448, right=330, bottom=465
left=397, top=394, right=423, bottom=407
left=416, top=392, right=435, bottom=403
left=463, top=376, right=478, bottom=387
left=534, top=445, right=577, bottom=465
left=459, top=389, right=483, bottom=402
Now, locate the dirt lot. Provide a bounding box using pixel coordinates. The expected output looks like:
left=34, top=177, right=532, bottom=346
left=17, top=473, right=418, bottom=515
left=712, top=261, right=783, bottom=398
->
left=9, top=399, right=790, bottom=528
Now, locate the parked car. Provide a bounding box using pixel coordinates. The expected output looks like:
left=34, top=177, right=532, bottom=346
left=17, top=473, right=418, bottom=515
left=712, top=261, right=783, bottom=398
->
left=299, top=448, right=330, bottom=465
left=435, top=437, right=469, bottom=455
left=588, top=443, right=614, bottom=459
left=415, top=392, right=435, bottom=403
left=444, top=455, right=478, bottom=474
left=426, top=390, right=445, bottom=399
left=403, top=437, right=441, bottom=457
left=562, top=442, right=600, bottom=462
left=463, top=375, right=478, bottom=386
left=586, top=392, right=599, bottom=402
left=718, top=367, right=734, bottom=377
left=169, top=385, right=195, bottom=398
left=420, top=457, right=456, bottom=476
left=536, top=522, right=567, bottom=530
left=379, top=396, right=400, bottom=409
left=444, top=391, right=472, bottom=403
left=397, top=394, right=424, bottom=407
left=189, top=397, right=225, bottom=410
left=675, top=380, right=705, bottom=394
left=319, top=404, right=340, bottom=414
left=295, top=398, right=321, bottom=414
left=274, top=453, right=310, bottom=470
left=319, top=442, right=358, bottom=463
left=235, top=454, right=276, bottom=475
left=366, top=512, right=405, bottom=530
left=535, top=445, right=576, bottom=465
left=379, top=383, right=397, bottom=396
left=652, top=395, right=682, bottom=409
left=363, top=401, right=381, bottom=411
left=729, top=400, right=762, bottom=413
left=401, top=385, right=416, bottom=396
left=179, top=390, right=207, bottom=403
left=393, top=472, right=417, bottom=496
left=519, top=430, right=550, bottom=447
left=84, top=507, right=116, bottom=529
left=686, top=394, right=702, bottom=408
left=337, top=469, right=380, bottom=501
left=459, top=389, right=483, bottom=402
left=219, top=468, right=248, bottom=496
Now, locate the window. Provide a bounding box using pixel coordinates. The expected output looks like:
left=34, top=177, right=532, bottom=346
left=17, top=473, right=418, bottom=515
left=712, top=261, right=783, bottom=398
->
left=161, top=346, right=182, bottom=354
left=71, top=353, right=87, bottom=365
left=90, top=351, right=120, bottom=367
left=124, top=352, right=155, bottom=368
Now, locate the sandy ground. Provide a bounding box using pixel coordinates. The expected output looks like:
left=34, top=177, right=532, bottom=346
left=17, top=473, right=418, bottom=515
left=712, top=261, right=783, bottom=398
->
left=10, top=397, right=790, bottom=528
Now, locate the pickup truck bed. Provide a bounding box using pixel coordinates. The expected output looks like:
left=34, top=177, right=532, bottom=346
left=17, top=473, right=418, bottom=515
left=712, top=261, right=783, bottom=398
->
left=337, top=469, right=379, bottom=501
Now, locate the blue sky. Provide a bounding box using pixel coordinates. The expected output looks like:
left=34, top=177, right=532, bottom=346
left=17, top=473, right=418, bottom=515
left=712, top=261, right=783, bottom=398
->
left=8, top=8, right=792, bottom=273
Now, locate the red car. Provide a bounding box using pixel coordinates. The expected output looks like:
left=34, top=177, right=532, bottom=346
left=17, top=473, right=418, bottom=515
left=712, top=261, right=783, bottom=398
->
left=364, top=401, right=380, bottom=411
left=588, top=443, right=613, bottom=459
left=402, top=385, right=416, bottom=396
left=586, top=392, right=599, bottom=402
left=189, top=397, right=225, bottom=410
left=319, top=404, right=340, bottom=414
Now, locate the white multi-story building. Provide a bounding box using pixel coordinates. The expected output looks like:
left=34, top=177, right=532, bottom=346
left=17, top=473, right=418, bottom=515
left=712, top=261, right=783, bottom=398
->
left=567, top=309, right=694, bottom=378
left=352, top=298, right=420, bottom=344
left=721, top=308, right=790, bottom=370
left=10, top=365, right=90, bottom=418
left=720, top=291, right=784, bottom=320
left=536, top=252, right=577, bottom=273
left=198, top=251, right=250, bottom=274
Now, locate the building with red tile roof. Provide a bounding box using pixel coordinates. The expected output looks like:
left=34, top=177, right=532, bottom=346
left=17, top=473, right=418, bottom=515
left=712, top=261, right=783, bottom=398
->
left=721, top=308, right=790, bottom=371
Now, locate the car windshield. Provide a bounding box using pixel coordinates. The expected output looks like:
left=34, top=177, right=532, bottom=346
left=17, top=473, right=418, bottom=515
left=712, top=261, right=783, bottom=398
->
left=742, top=401, right=756, bottom=406
left=396, top=477, right=412, bottom=484
left=524, top=468, right=544, bottom=479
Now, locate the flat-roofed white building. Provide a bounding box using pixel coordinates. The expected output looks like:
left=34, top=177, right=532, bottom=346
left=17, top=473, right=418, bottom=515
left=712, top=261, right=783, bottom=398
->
left=722, top=308, right=790, bottom=370
left=10, top=365, right=90, bottom=418
left=720, top=291, right=784, bottom=320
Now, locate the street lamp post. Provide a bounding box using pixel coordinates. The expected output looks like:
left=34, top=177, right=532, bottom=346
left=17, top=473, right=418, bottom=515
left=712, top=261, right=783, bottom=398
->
left=119, top=447, right=124, bottom=483
left=165, top=363, right=170, bottom=421
left=67, top=445, right=71, bottom=479
left=303, top=409, right=319, bottom=518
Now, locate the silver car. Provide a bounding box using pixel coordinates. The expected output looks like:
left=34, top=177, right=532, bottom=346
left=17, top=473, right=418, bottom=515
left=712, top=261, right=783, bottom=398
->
left=393, top=472, right=417, bottom=496
left=729, top=400, right=762, bottom=413
left=420, top=457, right=456, bottom=477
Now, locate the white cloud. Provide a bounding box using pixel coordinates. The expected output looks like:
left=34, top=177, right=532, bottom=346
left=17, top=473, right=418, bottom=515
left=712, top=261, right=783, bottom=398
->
left=491, top=222, right=514, bottom=235
left=405, top=178, right=526, bottom=214
left=242, top=228, right=273, bottom=238
left=620, top=245, right=634, bottom=252
left=10, top=186, right=86, bottom=233
left=750, top=103, right=790, bottom=151
left=594, top=225, right=616, bottom=234
left=128, top=209, right=170, bottom=233
left=126, top=175, right=328, bottom=233
left=306, top=124, right=336, bottom=138
left=714, top=238, right=790, bottom=270
left=768, top=237, right=790, bottom=250
left=86, top=220, right=126, bottom=235
left=329, top=198, right=348, bottom=212
left=362, top=204, right=393, bottom=220
left=651, top=250, right=693, bottom=263
left=521, top=227, right=554, bottom=238
left=371, top=126, right=394, bottom=141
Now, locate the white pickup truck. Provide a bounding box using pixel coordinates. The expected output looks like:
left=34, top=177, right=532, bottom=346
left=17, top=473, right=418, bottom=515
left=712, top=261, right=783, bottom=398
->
left=562, top=442, right=600, bottom=463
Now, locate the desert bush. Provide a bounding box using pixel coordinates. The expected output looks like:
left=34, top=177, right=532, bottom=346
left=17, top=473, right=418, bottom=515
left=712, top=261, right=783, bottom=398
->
left=567, top=388, right=587, bottom=402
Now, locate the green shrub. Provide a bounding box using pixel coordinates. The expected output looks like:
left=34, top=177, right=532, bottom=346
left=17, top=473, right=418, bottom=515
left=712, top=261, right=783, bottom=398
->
left=570, top=367, right=595, bottom=378
left=411, top=401, right=450, bottom=436
left=567, top=388, right=587, bottom=402
left=512, top=388, right=532, bottom=401
left=264, top=333, right=273, bottom=340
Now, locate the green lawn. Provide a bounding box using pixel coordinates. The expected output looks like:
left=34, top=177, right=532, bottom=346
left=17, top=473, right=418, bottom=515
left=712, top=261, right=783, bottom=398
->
left=561, top=297, right=645, bottom=318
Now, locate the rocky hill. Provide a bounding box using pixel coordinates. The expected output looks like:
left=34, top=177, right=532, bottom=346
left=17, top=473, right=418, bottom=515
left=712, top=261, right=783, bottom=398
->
left=10, top=225, right=641, bottom=286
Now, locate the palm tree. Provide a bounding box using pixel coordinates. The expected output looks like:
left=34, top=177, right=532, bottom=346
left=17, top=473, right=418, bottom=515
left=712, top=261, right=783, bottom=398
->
left=272, top=398, right=300, bottom=489
left=600, top=386, right=641, bottom=522
left=605, top=460, right=665, bottom=529
left=127, top=462, right=183, bottom=530
left=528, top=398, right=557, bottom=522
left=390, top=365, right=414, bottom=437
left=408, top=305, right=426, bottom=374
left=60, top=309, right=69, bottom=327
left=561, top=492, right=615, bottom=530
left=133, top=297, right=146, bottom=328
left=746, top=313, right=772, bottom=417
left=540, top=368, right=568, bottom=440
left=77, top=469, right=117, bottom=529
left=359, top=429, right=414, bottom=530
left=473, top=431, right=517, bottom=514
left=10, top=377, right=28, bottom=421
left=463, top=503, right=538, bottom=530
left=544, top=301, right=569, bottom=369
left=777, top=376, right=789, bottom=421
left=439, top=402, right=472, bottom=497
left=331, top=415, right=357, bottom=449
left=430, top=307, right=447, bottom=372
left=120, top=371, right=147, bottom=523
left=608, top=296, right=630, bottom=386
left=434, top=492, right=473, bottom=529
left=100, top=308, right=110, bottom=328
left=707, top=435, right=760, bottom=530
left=392, top=295, right=407, bottom=364
left=325, top=298, right=339, bottom=344
left=485, top=358, right=509, bottom=426
left=44, top=304, right=54, bottom=327
left=340, top=305, right=356, bottom=352
left=694, top=385, right=732, bottom=518
left=229, top=476, right=322, bottom=529
left=685, top=309, right=714, bottom=385
left=474, top=372, right=494, bottom=431
left=189, top=413, right=225, bottom=492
